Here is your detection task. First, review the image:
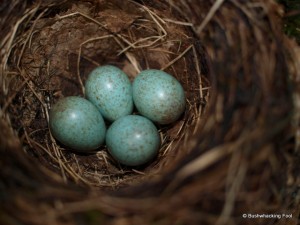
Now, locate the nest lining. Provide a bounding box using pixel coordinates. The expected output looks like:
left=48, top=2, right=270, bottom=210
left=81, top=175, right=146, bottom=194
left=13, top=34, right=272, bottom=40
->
left=3, top=0, right=210, bottom=188
left=1, top=0, right=299, bottom=225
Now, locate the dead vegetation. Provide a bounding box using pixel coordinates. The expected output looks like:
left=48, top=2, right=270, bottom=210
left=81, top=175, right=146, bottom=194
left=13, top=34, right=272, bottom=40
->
left=0, top=0, right=299, bottom=225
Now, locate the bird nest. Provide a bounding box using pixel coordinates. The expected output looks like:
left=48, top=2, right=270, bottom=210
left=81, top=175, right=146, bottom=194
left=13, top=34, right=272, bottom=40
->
left=0, top=0, right=300, bottom=225
left=2, top=0, right=210, bottom=187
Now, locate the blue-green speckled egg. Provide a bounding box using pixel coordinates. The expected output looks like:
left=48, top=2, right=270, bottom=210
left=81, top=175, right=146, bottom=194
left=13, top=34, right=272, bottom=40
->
left=85, top=65, right=133, bottom=121
left=132, top=69, right=186, bottom=124
left=106, top=115, right=160, bottom=166
left=49, top=96, right=106, bottom=151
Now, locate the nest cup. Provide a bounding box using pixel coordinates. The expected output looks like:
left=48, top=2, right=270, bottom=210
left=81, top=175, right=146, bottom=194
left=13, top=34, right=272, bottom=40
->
left=1, top=0, right=299, bottom=225
left=2, top=0, right=210, bottom=187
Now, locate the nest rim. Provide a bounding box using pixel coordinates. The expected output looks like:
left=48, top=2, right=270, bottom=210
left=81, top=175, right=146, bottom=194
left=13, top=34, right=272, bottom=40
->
left=1, top=0, right=299, bottom=225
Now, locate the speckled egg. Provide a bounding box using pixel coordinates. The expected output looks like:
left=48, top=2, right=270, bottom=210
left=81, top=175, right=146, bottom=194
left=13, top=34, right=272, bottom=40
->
left=49, top=96, right=106, bottom=151
left=132, top=69, right=186, bottom=124
left=85, top=65, right=133, bottom=122
left=106, top=115, right=160, bottom=166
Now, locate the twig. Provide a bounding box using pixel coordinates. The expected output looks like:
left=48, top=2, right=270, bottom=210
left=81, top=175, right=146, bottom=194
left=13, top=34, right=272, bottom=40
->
left=161, top=45, right=192, bottom=70
left=77, top=35, right=113, bottom=95
left=164, top=18, right=193, bottom=26
left=196, top=0, right=225, bottom=34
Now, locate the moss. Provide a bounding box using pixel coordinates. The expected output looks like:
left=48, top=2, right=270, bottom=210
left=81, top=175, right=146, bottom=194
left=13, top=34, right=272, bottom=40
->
left=81, top=210, right=106, bottom=225
left=277, top=0, right=300, bottom=43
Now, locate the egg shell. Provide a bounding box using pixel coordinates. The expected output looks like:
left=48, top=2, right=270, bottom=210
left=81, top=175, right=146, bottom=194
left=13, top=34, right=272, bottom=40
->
left=132, top=69, right=186, bottom=124
left=85, top=65, right=133, bottom=122
left=49, top=96, right=106, bottom=151
left=106, top=115, right=160, bottom=167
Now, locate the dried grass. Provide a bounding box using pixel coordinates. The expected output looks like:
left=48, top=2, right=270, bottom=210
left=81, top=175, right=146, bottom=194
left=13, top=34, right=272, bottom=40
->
left=0, top=0, right=299, bottom=225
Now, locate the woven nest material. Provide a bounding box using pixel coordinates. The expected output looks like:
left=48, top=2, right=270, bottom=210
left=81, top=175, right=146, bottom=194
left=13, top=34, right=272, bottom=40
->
left=2, top=0, right=210, bottom=187
left=1, top=0, right=300, bottom=225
